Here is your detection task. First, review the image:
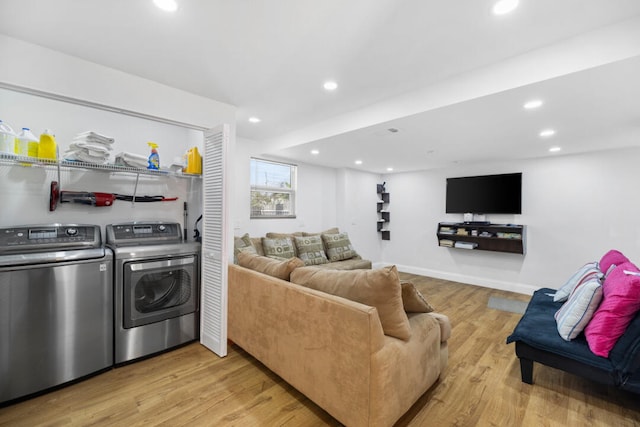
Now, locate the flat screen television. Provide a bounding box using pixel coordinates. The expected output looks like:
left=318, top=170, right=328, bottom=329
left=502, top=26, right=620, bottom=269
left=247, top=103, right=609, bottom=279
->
left=446, top=172, right=522, bottom=214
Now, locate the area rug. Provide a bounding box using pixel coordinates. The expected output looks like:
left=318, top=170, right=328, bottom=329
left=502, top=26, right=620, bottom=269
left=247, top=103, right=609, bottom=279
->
left=487, top=296, right=528, bottom=314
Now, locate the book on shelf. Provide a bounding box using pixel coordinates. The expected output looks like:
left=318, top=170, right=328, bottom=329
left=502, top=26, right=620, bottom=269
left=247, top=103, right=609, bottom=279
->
left=439, top=239, right=454, bottom=247
left=454, top=241, right=478, bottom=249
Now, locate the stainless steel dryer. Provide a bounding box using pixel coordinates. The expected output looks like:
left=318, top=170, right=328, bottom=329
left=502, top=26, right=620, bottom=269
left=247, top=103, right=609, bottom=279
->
left=106, top=221, right=200, bottom=365
left=0, top=224, right=113, bottom=404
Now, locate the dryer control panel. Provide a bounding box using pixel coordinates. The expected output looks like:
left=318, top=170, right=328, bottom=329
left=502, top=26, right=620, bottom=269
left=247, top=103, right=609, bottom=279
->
left=106, top=222, right=182, bottom=246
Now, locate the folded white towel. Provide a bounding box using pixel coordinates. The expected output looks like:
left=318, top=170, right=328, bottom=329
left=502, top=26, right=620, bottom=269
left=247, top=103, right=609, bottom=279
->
left=64, top=149, right=110, bottom=164
left=69, top=142, right=111, bottom=155
left=115, top=152, right=149, bottom=169
left=74, top=131, right=114, bottom=144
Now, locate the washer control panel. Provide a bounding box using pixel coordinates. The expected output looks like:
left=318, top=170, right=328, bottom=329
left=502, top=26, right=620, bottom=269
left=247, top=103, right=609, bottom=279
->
left=106, top=222, right=182, bottom=246
left=0, top=224, right=101, bottom=253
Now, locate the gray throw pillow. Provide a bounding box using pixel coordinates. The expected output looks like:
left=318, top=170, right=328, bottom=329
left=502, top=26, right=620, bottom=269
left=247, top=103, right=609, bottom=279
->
left=294, top=235, right=329, bottom=266
left=322, top=232, right=358, bottom=261
left=262, top=237, right=296, bottom=259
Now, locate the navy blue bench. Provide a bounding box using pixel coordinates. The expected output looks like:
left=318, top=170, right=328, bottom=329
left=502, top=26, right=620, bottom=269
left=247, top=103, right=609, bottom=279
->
left=506, top=288, right=640, bottom=393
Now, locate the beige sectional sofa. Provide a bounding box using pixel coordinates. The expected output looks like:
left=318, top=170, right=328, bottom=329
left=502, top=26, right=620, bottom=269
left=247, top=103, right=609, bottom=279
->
left=229, top=230, right=450, bottom=426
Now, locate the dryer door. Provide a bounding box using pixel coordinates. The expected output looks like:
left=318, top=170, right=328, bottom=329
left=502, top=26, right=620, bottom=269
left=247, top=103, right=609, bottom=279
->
left=123, top=255, right=198, bottom=328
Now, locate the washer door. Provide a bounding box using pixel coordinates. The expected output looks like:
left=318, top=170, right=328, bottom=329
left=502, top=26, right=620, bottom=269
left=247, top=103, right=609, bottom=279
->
left=123, top=255, right=198, bottom=328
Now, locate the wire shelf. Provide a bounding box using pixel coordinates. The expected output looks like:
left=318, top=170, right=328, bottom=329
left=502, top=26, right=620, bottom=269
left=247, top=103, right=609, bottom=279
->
left=0, top=153, right=201, bottom=179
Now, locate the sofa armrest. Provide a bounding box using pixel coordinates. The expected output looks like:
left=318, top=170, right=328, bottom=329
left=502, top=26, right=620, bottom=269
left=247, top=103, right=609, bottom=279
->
left=228, top=264, right=386, bottom=426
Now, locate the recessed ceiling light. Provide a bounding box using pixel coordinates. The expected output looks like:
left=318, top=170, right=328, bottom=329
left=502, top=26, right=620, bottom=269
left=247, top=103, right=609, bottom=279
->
left=523, top=99, right=543, bottom=110
left=311, top=149, right=319, bottom=155
left=492, top=0, right=519, bottom=15
left=549, top=146, right=562, bottom=153
left=539, top=129, right=556, bottom=138
left=153, top=0, right=178, bottom=12
left=386, top=167, right=394, bottom=172
left=354, top=160, right=363, bottom=165
left=248, top=117, right=261, bottom=123
left=387, top=128, right=399, bottom=133
left=323, top=81, right=338, bottom=91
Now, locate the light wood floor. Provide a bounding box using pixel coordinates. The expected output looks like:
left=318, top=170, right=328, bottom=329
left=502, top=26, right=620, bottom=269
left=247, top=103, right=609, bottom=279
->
left=1, top=273, right=639, bottom=427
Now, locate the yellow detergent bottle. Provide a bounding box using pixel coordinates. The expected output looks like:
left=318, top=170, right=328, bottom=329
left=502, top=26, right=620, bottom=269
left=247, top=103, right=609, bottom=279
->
left=185, top=147, right=202, bottom=174
left=38, top=129, right=58, bottom=160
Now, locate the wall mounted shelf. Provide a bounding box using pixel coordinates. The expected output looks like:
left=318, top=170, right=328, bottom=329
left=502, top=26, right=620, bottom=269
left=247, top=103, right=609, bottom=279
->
left=437, top=222, right=525, bottom=254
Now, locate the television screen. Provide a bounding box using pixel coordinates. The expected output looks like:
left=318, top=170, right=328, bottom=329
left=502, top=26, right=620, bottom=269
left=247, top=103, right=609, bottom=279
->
left=445, top=173, right=522, bottom=214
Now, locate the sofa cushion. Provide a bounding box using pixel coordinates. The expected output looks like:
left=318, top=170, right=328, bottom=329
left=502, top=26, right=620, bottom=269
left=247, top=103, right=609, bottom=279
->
left=553, top=262, right=602, bottom=303
left=599, top=249, right=629, bottom=276
left=293, top=235, right=329, bottom=266
left=250, top=237, right=265, bottom=256
left=262, top=237, right=296, bottom=259
left=290, top=265, right=411, bottom=340
left=585, top=261, right=640, bottom=357
left=401, top=282, right=434, bottom=313
left=237, top=252, right=304, bottom=281
left=312, top=257, right=372, bottom=270
left=554, top=277, right=603, bottom=341
left=302, top=227, right=339, bottom=237
left=321, top=232, right=358, bottom=261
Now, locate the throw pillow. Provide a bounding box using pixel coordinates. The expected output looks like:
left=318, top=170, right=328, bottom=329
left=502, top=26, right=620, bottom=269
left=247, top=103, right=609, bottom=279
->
left=293, top=235, right=329, bottom=266
left=585, top=261, right=640, bottom=357
left=265, top=232, right=303, bottom=255
left=290, top=265, right=411, bottom=340
left=554, top=277, right=603, bottom=341
left=598, top=249, right=629, bottom=276
left=237, top=252, right=304, bottom=281
left=321, top=232, right=358, bottom=262
left=262, top=237, right=296, bottom=260
left=233, top=233, right=257, bottom=263
left=553, top=262, right=602, bottom=303
left=401, top=282, right=434, bottom=313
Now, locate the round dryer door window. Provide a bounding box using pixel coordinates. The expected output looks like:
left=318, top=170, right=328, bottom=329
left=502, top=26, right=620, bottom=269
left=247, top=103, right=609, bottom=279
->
left=123, top=255, right=198, bottom=328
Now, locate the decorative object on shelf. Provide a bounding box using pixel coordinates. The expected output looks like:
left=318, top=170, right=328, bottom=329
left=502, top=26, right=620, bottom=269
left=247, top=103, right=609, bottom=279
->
left=436, top=222, right=526, bottom=254
left=377, top=183, right=390, bottom=240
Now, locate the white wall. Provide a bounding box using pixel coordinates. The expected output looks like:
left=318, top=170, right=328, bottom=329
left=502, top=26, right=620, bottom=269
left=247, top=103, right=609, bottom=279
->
left=0, top=34, right=235, bottom=236
left=381, top=147, right=640, bottom=294
left=231, top=137, right=385, bottom=262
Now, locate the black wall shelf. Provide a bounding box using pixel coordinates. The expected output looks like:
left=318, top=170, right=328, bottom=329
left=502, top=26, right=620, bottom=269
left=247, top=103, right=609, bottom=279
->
left=437, top=222, right=525, bottom=254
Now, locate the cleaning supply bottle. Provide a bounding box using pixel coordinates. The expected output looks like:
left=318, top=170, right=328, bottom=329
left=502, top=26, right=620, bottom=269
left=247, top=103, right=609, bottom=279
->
left=184, top=147, right=202, bottom=174
left=147, top=142, right=160, bottom=170
left=15, top=128, right=38, bottom=157
left=38, top=129, right=57, bottom=160
left=0, top=120, right=16, bottom=154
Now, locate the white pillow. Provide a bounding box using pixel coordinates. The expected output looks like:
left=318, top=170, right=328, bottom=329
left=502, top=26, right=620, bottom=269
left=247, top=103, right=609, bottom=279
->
left=553, top=262, right=602, bottom=303
left=554, top=277, right=603, bottom=341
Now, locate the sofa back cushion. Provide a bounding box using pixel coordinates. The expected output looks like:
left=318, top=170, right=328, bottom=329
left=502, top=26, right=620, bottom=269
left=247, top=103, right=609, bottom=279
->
left=237, top=252, right=304, bottom=281
left=585, top=261, right=640, bottom=357
left=290, top=265, right=411, bottom=340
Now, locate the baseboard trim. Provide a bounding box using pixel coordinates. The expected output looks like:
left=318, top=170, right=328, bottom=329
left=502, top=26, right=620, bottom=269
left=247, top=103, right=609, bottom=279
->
left=373, top=262, right=538, bottom=296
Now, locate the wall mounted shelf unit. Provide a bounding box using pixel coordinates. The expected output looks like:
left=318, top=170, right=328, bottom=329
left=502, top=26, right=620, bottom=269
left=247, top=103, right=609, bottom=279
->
left=377, top=188, right=390, bottom=240
left=437, top=222, right=525, bottom=254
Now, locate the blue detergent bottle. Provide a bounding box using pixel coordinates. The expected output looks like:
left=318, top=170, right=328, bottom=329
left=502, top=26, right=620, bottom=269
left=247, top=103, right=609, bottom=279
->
left=147, top=142, right=160, bottom=170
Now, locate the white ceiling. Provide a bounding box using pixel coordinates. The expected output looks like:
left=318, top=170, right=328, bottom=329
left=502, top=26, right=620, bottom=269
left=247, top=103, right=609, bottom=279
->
left=1, top=0, right=640, bottom=173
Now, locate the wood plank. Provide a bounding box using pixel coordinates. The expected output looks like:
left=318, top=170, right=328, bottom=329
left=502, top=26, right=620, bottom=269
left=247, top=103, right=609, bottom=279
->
left=1, top=273, right=639, bottom=426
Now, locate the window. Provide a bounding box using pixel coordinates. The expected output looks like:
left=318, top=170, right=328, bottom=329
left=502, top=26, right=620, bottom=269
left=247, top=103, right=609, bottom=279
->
left=250, top=158, right=297, bottom=218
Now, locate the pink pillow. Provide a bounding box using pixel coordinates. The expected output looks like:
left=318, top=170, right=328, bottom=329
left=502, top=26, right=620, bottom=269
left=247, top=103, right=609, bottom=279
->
left=584, top=261, right=640, bottom=357
left=598, top=249, right=629, bottom=275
